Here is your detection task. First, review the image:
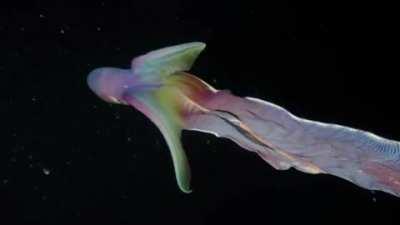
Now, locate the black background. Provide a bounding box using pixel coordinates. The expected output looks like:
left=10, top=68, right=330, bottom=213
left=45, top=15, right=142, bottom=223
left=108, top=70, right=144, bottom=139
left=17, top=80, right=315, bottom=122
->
left=2, top=0, right=399, bottom=224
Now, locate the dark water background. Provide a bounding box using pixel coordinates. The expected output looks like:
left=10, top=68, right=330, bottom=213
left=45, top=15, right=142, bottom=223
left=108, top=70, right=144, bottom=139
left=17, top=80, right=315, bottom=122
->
left=2, top=0, right=399, bottom=224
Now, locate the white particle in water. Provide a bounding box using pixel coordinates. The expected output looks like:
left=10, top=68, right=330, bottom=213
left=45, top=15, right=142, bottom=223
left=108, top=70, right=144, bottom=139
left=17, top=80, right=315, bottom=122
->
left=42, top=168, right=50, bottom=175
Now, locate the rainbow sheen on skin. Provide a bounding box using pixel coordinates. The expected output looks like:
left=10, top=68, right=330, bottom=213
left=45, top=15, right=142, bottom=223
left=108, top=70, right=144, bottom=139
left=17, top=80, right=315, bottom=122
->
left=87, top=42, right=400, bottom=197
